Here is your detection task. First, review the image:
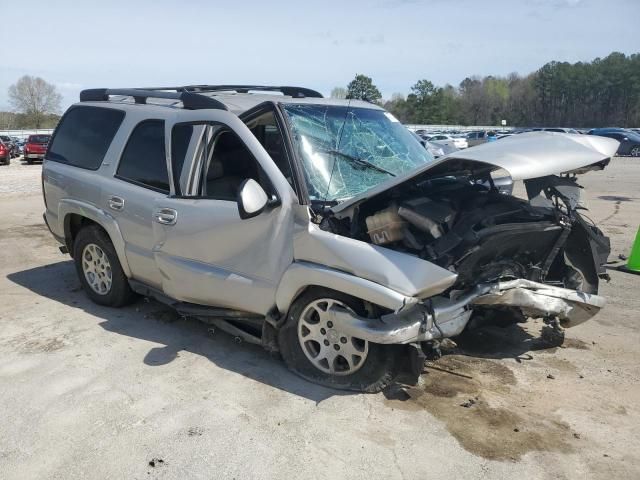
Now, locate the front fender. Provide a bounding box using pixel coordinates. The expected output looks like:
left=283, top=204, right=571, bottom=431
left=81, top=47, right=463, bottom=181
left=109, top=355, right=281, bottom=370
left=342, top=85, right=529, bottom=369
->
left=57, top=199, right=132, bottom=277
left=275, top=261, right=419, bottom=314
left=294, top=224, right=458, bottom=299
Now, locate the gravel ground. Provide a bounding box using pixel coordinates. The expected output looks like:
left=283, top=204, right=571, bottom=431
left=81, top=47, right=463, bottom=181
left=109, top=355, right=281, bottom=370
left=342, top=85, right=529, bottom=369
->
left=0, top=157, right=639, bottom=479
left=0, top=156, right=43, bottom=194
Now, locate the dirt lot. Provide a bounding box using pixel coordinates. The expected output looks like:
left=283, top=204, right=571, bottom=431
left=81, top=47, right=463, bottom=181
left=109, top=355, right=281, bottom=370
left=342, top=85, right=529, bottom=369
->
left=1, top=156, right=639, bottom=479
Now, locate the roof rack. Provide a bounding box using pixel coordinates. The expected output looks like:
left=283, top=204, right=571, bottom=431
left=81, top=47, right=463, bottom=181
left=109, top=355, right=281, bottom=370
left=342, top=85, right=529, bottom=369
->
left=140, top=85, right=324, bottom=99
left=79, top=88, right=228, bottom=111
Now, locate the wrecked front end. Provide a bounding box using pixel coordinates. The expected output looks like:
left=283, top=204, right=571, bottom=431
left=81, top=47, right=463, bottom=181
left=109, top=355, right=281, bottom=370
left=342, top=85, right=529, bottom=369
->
left=317, top=133, right=615, bottom=346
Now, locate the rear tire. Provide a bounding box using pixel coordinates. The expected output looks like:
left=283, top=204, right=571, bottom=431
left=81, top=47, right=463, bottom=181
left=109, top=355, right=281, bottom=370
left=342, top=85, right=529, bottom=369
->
left=73, top=225, right=136, bottom=307
left=278, top=288, right=402, bottom=392
left=631, top=146, right=640, bottom=157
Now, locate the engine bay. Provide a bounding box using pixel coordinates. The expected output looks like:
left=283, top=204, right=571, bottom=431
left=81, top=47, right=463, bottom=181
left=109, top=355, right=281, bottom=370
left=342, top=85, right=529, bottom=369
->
left=317, top=171, right=610, bottom=294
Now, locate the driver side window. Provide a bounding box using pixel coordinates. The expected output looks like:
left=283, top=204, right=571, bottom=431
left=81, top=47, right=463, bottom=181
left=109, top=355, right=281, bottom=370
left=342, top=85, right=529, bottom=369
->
left=246, top=111, right=295, bottom=189
left=171, top=122, right=267, bottom=200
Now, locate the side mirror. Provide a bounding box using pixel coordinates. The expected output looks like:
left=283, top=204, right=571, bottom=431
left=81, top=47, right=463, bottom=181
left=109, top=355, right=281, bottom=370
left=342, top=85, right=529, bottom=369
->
left=237, top=179, right=269, bottom=219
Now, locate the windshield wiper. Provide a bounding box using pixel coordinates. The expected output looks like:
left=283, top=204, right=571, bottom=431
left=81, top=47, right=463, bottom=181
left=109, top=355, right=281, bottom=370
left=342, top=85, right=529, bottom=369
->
left=321, top=149, right=396, bottom=177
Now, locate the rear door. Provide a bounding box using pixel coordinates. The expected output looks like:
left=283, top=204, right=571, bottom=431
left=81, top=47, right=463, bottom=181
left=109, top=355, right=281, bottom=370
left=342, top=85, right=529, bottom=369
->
left=151, top=110, right=297, bottom=315
left=108, top=119, right=171, bottom=288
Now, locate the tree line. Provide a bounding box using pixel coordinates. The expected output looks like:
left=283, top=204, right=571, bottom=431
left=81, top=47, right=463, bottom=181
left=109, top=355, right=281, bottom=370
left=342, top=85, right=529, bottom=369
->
left=337, top=52, right=640, bottom=128
left=4, top=53, right=639, bottom=130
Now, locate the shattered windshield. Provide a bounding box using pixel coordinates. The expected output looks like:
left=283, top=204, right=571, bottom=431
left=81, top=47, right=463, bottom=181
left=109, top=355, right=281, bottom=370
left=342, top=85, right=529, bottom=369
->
left=282, top=104, right=435, bottom=202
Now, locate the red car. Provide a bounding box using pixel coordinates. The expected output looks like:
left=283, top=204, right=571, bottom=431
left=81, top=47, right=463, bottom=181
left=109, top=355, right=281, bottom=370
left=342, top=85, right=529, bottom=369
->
left=24, top=134, right=51, bottom=164
left=0, top=139, right=10, bottom=165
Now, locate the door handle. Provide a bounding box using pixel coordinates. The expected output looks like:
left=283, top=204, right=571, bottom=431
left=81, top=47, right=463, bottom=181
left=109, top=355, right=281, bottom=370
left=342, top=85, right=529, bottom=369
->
left=108, top=195, right=125, bottom=211
left=154, top=208, right=178, bottom=225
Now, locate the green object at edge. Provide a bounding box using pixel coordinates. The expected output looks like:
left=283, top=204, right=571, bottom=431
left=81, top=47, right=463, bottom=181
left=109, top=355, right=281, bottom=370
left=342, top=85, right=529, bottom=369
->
left=627, top=227, right=640, bottom=272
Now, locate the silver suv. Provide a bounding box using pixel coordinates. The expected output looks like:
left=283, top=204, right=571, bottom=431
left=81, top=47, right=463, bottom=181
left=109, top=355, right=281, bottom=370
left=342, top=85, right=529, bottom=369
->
left=43, top=85, right=616, bottom=392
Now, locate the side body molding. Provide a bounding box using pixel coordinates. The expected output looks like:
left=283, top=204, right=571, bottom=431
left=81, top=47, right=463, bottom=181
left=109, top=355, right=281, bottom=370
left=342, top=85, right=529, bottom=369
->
left=57, top=198, right=132, bottom=277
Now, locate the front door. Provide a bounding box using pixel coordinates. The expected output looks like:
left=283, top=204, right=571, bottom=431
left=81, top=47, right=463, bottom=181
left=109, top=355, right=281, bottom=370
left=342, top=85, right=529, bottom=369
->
left=151, top=111, right=296, bottom=315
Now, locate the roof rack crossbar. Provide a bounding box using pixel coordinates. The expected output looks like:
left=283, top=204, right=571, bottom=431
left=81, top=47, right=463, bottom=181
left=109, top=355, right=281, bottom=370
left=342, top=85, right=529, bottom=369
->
left=79, top=88, right=228, bottom=111
left=138, top=85, right=324, bottom=98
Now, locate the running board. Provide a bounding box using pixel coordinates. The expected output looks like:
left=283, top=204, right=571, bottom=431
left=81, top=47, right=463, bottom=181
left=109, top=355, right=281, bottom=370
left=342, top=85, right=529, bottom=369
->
left=128, top=279, right=264, bottom=321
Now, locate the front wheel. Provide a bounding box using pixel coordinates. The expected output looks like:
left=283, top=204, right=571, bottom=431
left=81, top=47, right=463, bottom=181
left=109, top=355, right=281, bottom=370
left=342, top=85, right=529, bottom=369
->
left=630, top=146, right=640, bottom=157
left=73, top=225, right=136, bottom=307
left=278, top=288, right=402, bottom=392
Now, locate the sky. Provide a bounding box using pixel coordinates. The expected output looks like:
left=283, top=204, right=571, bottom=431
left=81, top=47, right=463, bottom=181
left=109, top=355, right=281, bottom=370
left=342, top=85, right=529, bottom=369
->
left=1, top=0, right=638, bottom=111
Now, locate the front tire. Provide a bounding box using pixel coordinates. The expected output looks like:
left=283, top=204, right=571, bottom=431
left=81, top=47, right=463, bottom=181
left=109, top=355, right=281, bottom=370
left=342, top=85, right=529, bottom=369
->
left=278, top=288, right=401, bottom=392
left=73, top=225, right=136, bottom=307
left=631, top=146, right=640, bottom=158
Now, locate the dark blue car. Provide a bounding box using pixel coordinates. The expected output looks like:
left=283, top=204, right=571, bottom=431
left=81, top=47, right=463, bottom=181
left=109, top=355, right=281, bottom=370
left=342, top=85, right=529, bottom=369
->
left=588, top=128, right=640, bottom=157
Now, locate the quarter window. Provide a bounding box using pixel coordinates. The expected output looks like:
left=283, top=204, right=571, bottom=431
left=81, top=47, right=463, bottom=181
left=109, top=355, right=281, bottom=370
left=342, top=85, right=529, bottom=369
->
left=116, top=120, right=169, bottom=193
left=47, top=106, right=124, bottom=170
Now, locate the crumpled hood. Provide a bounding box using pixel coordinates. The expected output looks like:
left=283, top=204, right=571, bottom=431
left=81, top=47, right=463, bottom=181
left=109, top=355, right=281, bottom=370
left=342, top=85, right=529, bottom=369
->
left=331, top=132, right=617, bottom=217
left=444, top=131, right=618, bottom=180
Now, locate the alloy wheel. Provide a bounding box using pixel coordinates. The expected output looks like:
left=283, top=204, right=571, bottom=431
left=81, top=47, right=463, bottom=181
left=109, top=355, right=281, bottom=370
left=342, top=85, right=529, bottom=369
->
left=81, top=243, right=113, bottom=295
left=297, top=298, right=369, bottom=375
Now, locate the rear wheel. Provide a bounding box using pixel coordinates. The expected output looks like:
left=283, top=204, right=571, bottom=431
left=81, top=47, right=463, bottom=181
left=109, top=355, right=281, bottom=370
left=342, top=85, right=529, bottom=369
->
left=631, top=146, right=640, bottom=157
left=73, top=225, right=136, bottom=307
left=278, top=288, right=402, bottom=392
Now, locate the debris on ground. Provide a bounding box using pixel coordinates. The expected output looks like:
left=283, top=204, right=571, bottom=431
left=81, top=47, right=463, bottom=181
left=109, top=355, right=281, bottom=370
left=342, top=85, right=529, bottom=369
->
left=148, top=458, right=165, bottom=468
left=460, top=397, right=478, bottom=408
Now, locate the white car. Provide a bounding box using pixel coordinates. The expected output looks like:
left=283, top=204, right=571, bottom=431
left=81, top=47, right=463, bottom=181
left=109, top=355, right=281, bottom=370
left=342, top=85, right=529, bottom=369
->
left=428, top=134, right=468, bottom=149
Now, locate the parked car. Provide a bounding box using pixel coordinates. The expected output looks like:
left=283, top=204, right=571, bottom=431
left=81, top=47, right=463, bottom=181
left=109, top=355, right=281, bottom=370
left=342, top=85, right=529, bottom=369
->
left=0, top=139, right=10, bottom=165
left=408, top=130, right=452, bottom=158
left=588, top=128, right=640, bottom=157
left=15, top=139, right=25, bottom=155
left=23, top=134, right=51, bottom=164
left=0, top=135, right=17, bottom=158
left=428, top=134, right=468, bottom=149
left=543, top=128, right=580, bottom=134
left=43, top=85, right=613, bottom=392
left=466, top=131, right=487, bottom=147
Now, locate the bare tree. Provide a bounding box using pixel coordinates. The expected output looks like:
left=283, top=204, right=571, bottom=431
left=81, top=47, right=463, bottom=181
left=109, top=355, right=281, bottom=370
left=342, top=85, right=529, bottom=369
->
left=8, top=76, right=62, bottom=128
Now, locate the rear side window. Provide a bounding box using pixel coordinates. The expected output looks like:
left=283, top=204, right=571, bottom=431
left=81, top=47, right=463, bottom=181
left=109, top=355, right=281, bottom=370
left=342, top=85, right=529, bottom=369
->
left=116, top=120, right=169, bottom=193
left=48, top=106, right=124, bottom=170
left=171, top=124, right=194, bottom=195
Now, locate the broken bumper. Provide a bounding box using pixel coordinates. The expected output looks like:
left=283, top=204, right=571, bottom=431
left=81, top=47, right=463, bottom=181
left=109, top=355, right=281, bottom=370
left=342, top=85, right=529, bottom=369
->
left=471, top=279, right=605, bottom=328
left=327, top=279, right=605, bottom=345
